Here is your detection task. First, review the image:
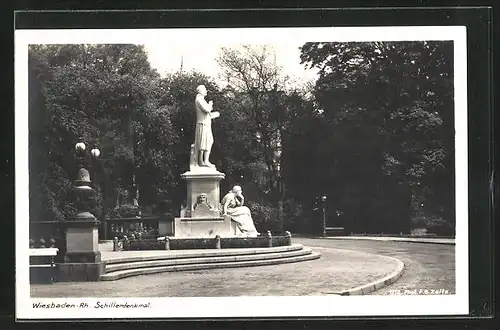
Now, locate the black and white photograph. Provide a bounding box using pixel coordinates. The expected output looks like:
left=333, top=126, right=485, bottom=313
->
left=16, top=26, right=468, bottom=319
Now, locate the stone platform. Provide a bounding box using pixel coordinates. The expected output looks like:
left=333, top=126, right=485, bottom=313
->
left=31, top=244, right=405, bottom=297
left=99, top=244, right=320, bottom=281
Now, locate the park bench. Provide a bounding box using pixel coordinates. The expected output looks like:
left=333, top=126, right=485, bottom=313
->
left=29, top=248, right=58, bottom=284
left=325, top=227, right=345, bottom=236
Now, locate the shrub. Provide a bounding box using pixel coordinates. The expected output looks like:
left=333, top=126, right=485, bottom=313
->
left=426, top=218, right=454, bottom=236
left=120, top=235, right=292, bottom=251
left=247, top=201, right=280, bottom=232
left=110, top=227, right=159, bottom=240
left=220, top=237, right=268, bottom=248
left=125, top=239, right=164, bottom=251
left=107, top=204, right=141, bottom=218
left=417, top=215, right=455, bottom=237
left=169, top=238, right=216, bottom=250
left=283, top=200, right=317, bottom=234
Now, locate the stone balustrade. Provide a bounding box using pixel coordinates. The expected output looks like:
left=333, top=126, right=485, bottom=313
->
left=29, top=237, right=57, bottom=249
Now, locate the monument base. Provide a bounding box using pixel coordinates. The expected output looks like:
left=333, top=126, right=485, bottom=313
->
left=57, top=261, right=105, bottom=282
left=174, top=216, right=237, bottom=238
left=181, top=168, right=225, bottom=218
left=59, top=215, right=103, bottom=281
left=65, top=226, right=99, bottom=253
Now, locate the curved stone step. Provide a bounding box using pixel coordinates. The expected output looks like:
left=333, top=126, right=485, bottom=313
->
left=105, top=247, right=313, bottom=273
left=100, top=251, right=321, bottom=281
left=104, top=244, right=304, bottom=265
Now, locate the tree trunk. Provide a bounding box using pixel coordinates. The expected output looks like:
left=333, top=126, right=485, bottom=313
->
left=277, top=199, right=284, bottom=234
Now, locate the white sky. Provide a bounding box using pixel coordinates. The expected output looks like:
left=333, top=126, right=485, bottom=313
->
left=143, top=43, right=319, bottom=88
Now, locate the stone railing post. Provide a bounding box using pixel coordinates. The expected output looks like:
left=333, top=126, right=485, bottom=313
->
left=113, top=237, right=118, bottom=251
left=215, top=235, right=221, bottom=249
left=50, top=253, right=56, bottom=283
left=123, top=236, right=129, bottom=250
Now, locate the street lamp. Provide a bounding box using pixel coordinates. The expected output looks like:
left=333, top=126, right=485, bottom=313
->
left=74, top=141, right=100, bottom=180
left=77, top=142, right=104, bottom=233
left=90, top=148, right=100, bottom=158
left=75, top=142, right=100, bottom=158
left=75, top=141, right=100, bottom=155
left=73, top=140, right=101, bottom=202
left=60, top=140, right=104, bottom=279
left=321, top=195, right=327, bottom=237
left=75, top=141, right=86, bottom=152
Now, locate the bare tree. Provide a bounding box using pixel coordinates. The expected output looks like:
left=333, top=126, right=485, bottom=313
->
left=217, top=45, right=292, bottom=232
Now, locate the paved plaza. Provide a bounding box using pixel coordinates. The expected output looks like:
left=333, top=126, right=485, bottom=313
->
left=294, top=238, right=456, bottom=295
left=30, top=238, right=455, bottom=297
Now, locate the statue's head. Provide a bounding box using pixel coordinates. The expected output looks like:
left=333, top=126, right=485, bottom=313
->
left=196, top=85, right=207, bottom=96
left=232, top=185, right=242, bottom=195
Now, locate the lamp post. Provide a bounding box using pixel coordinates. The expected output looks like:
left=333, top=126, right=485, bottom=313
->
left=321, top=195, right=327, bottom=237
left=74, top=141, right=101, bottom=222
left=58, top=140, right=104, bottom=281
left=90, top=146, right=102, bottom=236
left=74, top=140, right=99, bottom=213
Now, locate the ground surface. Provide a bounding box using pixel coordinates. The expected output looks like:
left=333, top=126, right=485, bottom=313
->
left=30, top=238, right=455, bottom=297
left=295, top=238, right=456, bottom=295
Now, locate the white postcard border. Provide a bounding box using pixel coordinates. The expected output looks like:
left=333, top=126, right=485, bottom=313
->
left=15, top=26, right=468, bottom=319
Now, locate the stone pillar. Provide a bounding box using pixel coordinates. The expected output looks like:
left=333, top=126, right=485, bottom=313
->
left=173, top=167, right=236, bottom=237
left=158, top=213, right=174, bottom=236
left=57, top=168, right=105, bottom=282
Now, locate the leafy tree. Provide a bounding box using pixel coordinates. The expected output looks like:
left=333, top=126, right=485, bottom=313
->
left=297, top=41, right=455, bottom=234
left=29, top=44, right=167, bottom=224
left=29, top=41, right=455, bottom=238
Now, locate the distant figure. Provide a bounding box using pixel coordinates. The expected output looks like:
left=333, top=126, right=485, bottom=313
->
left=194, top=85, right=216, bottom=167
left=221, top=185, right=259, bottom=237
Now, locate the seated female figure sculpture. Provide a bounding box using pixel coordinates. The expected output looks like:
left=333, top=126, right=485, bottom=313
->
left=221, top=185, right=259, bottom=237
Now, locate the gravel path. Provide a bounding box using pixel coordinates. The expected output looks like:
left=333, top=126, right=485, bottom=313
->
left=31, top=247, right=400, bottom=298
left=294, top=238, right=455, bottom=295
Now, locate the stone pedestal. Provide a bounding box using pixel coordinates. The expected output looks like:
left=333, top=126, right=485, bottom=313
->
left=174, top=215, right=237, bottom=238
left=182, top=168, right=225, bottom=217
left=58, top=211, right=104, bottom=281
left=174, top=167, right=236, bottom=237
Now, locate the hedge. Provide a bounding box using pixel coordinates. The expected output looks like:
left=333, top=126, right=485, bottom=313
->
left=116, top=234, right=292, bottom=251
